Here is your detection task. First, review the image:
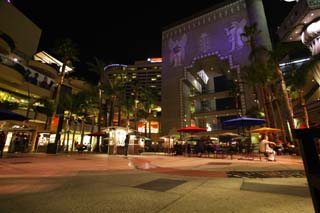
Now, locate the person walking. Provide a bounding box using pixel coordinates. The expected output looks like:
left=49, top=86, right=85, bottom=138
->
left=124, top=134, right=129, bottom=156
left=0, top=131, right=6, bottom=158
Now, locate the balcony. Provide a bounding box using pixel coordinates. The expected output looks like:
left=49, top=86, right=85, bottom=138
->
left=0, top=37, right=11, bottom=55
left=27, top=81, right=52, bottom=98
left=28, top=60, right=58, bottom=79
left=0, top=63, right=24, bottom=85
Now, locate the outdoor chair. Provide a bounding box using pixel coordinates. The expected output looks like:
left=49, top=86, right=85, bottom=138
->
left=259, top=150, right=268, bottom=161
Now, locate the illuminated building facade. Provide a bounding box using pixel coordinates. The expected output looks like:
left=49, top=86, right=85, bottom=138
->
left=161, top=0, right=272, bottom=135
left=104, top=59, right=161, bottom=102
left=278, top=0, right=320, bottom=126
left=0, top=1, right=91, bottom=153
left=104, top=59, right=162, bottom=140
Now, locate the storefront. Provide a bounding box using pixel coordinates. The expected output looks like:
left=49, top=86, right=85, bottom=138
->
left=103, top=126, right=143, bottom=155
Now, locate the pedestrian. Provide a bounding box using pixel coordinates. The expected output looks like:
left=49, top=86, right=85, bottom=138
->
left=0, top=131, right=6, bottom=158
left=124, top=134, right=129, bottom=156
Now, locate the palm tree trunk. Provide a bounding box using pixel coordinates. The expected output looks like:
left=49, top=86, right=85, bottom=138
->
left=44, top=116, right=49, bottom=130
left=80, top=119, right=85, bottom=145
left=145, top=120, right=147, bottom=137
left=299, top=90, right=310, bottom=128
left=272, top=88, right=287, bottom=143
left=266, top=86, right=277, bottom=128
left=118, top=104, right=121, bottom=126
left=96, top=88, right=102, bottom=152
left=66, top=129, right=70, bottom=152
left=62, top=126, right=67, bottom=152
left=260, top=86, right=270, bottom=127
left=72, top=120, right=77, bottom=151
left=148, top=116, right=151, bottom=139
left=104, top=100, right=109, bottom=127
left=89, top=117, right=95, bottom=151
left=108, top=98, right=115, bottom=126
left=276, top=66, right=295, bottom=130
left=52, top=63, right=67, bottom=119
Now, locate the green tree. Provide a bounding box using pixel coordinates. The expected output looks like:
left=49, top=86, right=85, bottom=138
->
left=268, top=42, right=308, bottom=131
left=87, top=57, right=107, bottom=151
left=139, top=87, right=160, bottom=138
left=102, top=75, right=126, bottom=126
left=35, top=98, right=55, bottom=130
left=285, top=55, right=320, bottom=128
left=241, top=23, right=274, bottom=126
left=51, top=38, right=79, bottom=119
left=48, top=38, right=79, bottom=153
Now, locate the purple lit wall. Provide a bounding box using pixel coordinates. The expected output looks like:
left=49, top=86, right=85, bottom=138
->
left=161, top=0, right=272, bottom=135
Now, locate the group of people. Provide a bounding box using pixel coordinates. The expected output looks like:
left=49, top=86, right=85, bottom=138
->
left=259, top=134, right=297, bottom=161
left=10, top=134, right=30, bottom=153
left=169, top=134, right=291, bottom=161
left=25, top=71, right=53, bottom=89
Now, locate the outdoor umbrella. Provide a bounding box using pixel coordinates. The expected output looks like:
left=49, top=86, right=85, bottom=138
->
left=86, top=131, right=107, bottom=137
left=250, top=127, right=282, bottom=134
left=223, top=117, right=265, bottom=127
left=0, top=109, right=28, bottom=121
left=223, top=117, right=265, bottom=135
left=177, top=126, right=207, bottom=133
left=218, top=132, right=241, bottom=137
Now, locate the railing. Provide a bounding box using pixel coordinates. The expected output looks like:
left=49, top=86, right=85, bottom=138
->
left=0, top=53, right=54, bottom=91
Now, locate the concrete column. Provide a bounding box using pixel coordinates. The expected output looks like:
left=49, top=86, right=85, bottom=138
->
left=245, top=0, right=273, bottom=51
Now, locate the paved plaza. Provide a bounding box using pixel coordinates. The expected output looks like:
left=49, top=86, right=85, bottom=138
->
left=0, top=153, right=314, bottom=212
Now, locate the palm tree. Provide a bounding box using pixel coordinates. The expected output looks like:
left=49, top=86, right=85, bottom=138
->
left=102, top=75, right=126, bottom=126
left=51, top=38, right=79, bottom=119
left=87, top=57, right=107, bottom=151
left=34, top=98, right=55, bottom=130
left=242, top=62, right=273, bottom=126
left=242, top=23, right=311, bottom=142
left=241, top=23, right=274, bottom=126
left=66, top=92, right=88, bottom=152
left=268, top=42, right=308, bottom=131
left=139, top=87, right=160, bottom=138
left=47, top=38, right=79, bottom=153
left=285, top=55, right=320, bottom=128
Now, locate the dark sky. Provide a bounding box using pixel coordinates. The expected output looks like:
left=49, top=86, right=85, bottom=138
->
left=11, top=0, right=296, bottom=78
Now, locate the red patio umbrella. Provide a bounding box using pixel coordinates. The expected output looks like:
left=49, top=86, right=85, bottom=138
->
left=177, top=126, right=207, bottom=133
left=86, top=131, right=107, bottom=137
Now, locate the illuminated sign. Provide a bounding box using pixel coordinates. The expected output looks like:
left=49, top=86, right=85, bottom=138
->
left=147, top=58, right=162, bottom=63
left=138, top=121, right=159, bottom=133
left=50, top=116, right=60, bottom=133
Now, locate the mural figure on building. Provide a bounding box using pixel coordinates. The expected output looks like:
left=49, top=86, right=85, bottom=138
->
left=224, top=19, right=247, bottom=52
left=199, top=33, right=210, bottom=53
left=168, top=34, right=187, bottom=67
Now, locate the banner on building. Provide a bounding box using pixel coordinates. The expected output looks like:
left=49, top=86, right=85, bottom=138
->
left=50, top=116, right=60, bottom=133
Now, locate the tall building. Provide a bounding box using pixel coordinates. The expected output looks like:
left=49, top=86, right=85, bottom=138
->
left=104, top=59, right=162, bottom=139
left=161, top=0, right=272, bottom=135
left=105, top=59, right=161, bottom=101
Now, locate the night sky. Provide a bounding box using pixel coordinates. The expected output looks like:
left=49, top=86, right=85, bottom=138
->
left=11, top=0, right=296, bottom=80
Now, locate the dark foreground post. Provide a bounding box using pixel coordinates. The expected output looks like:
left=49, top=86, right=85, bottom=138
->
left=294, top=128, right=320, bottom=212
